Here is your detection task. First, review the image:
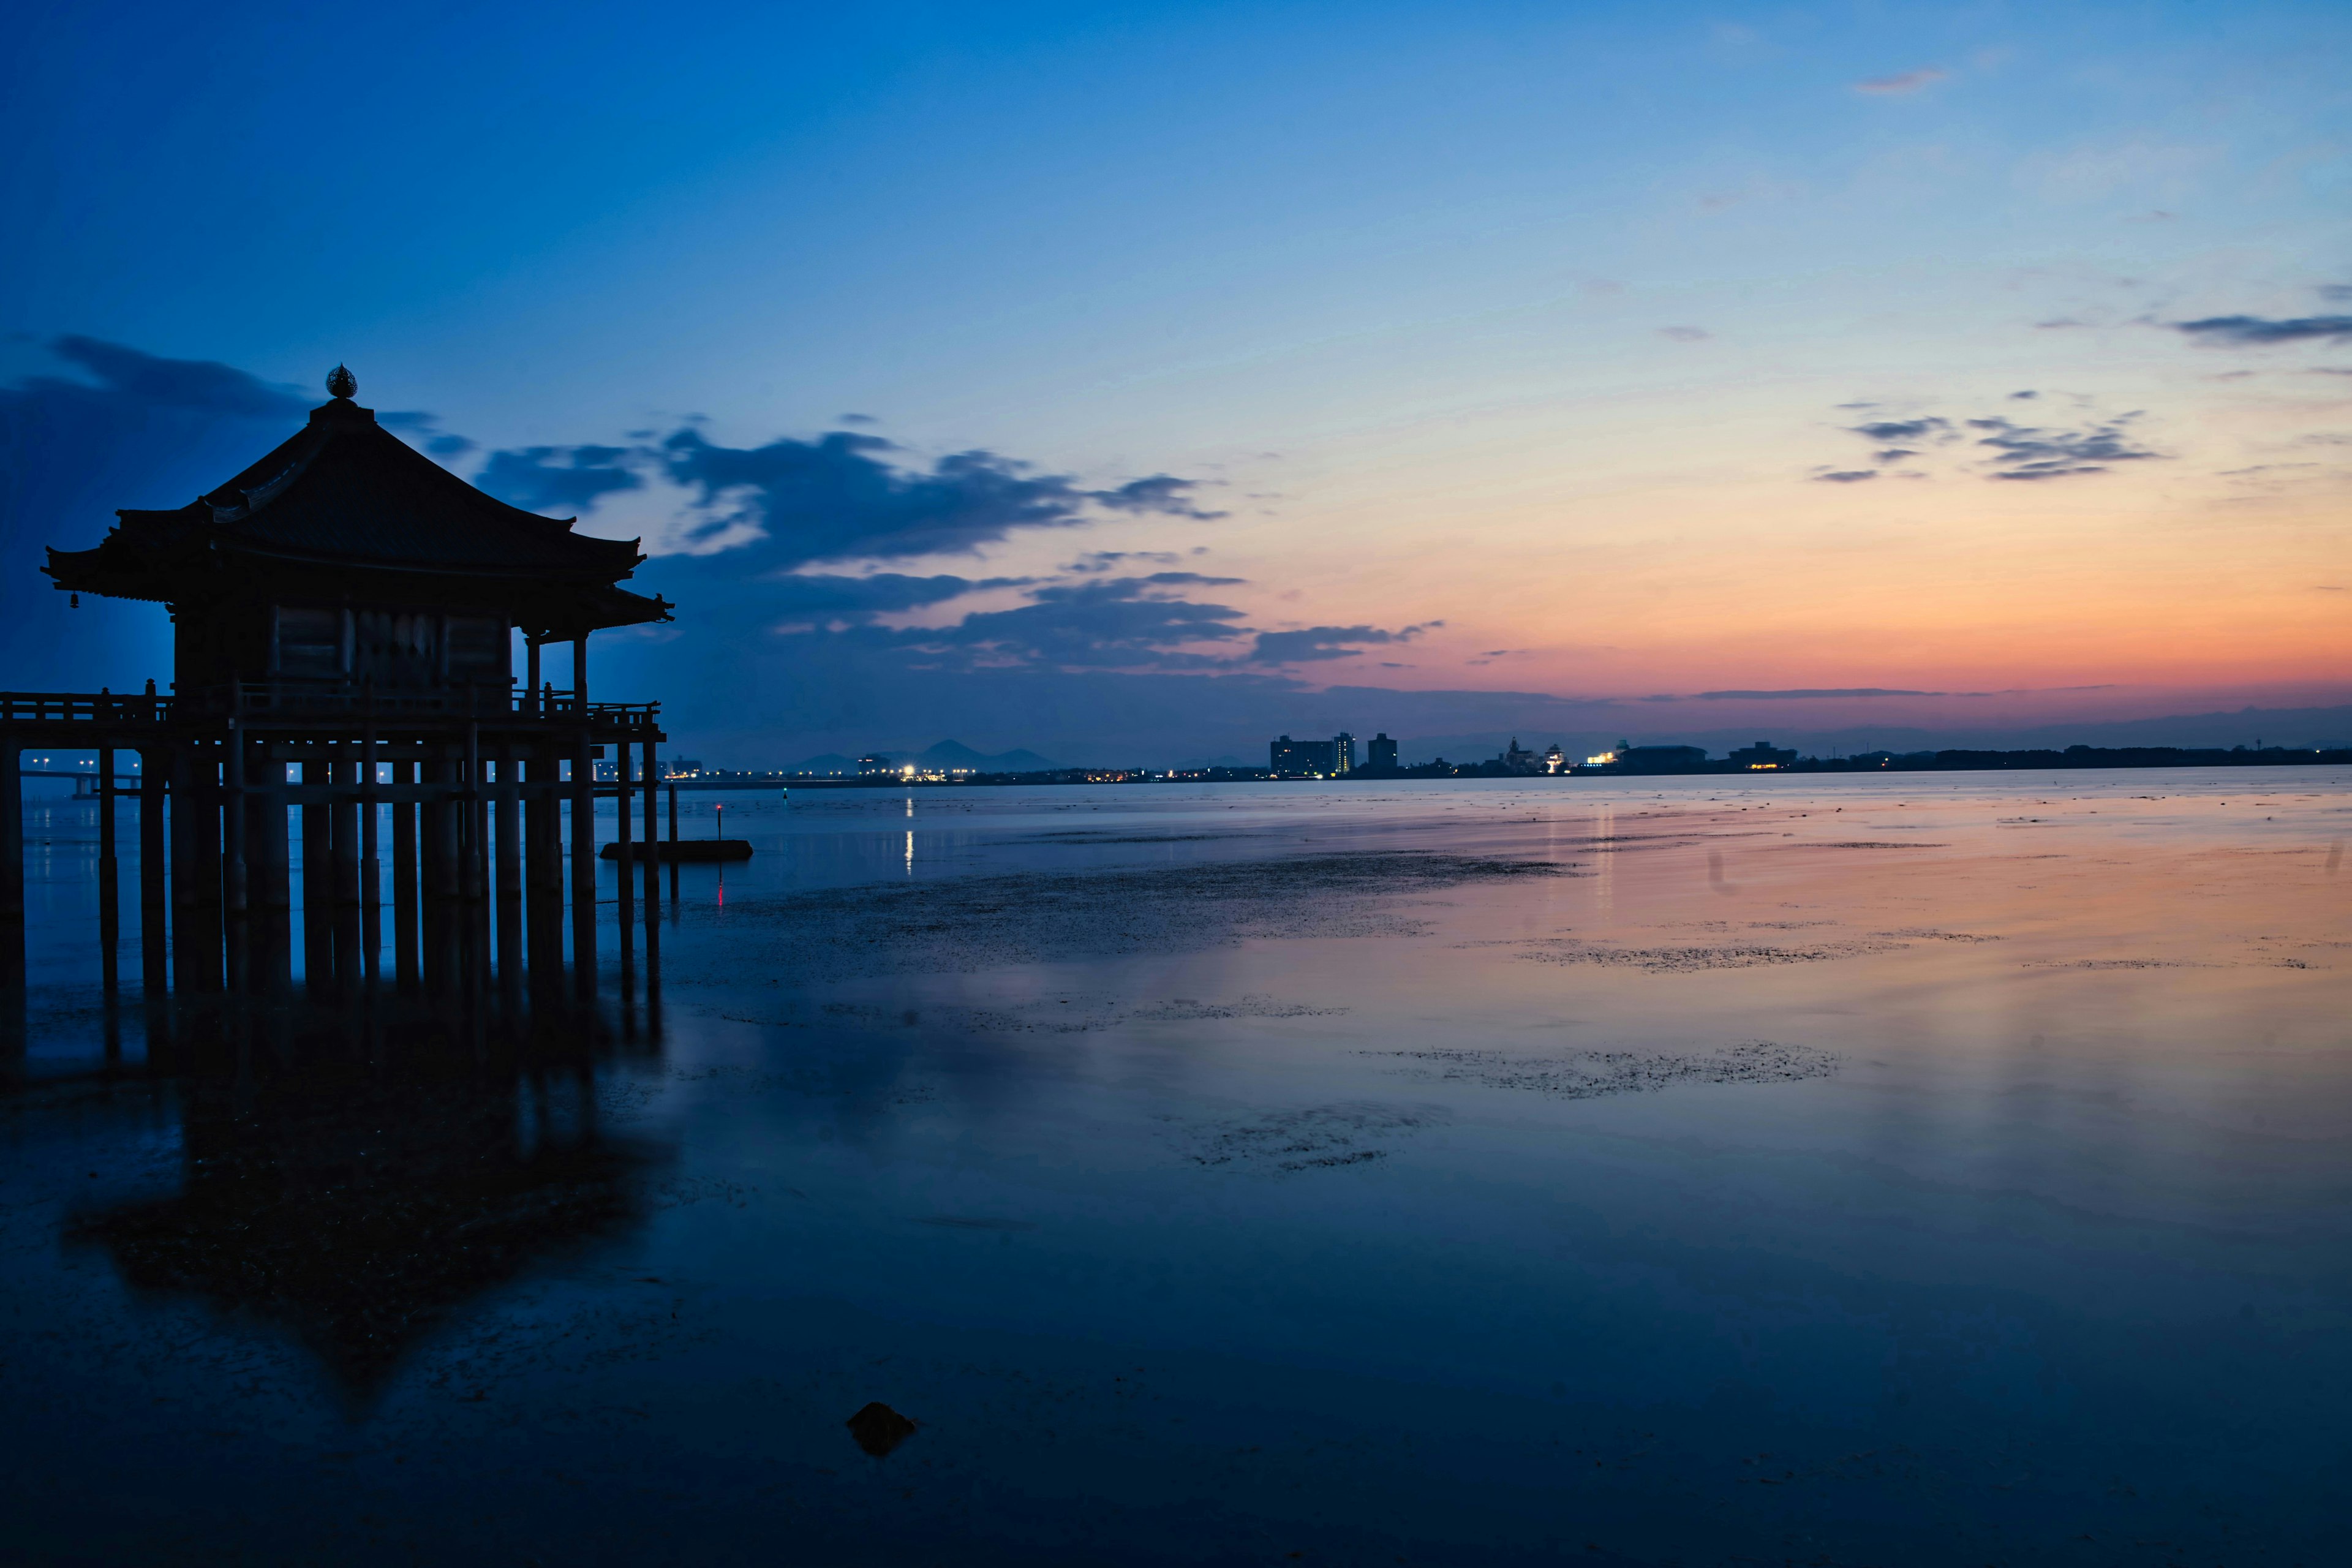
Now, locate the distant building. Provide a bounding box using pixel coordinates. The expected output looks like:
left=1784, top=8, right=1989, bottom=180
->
left=1333, top=731, right=1356, bottom=774
left=663, top=757, right=704, bottom=778
left=856, top=753, right=897, bottom=778
left=1495, top=736, right=1555, bottom=775
left=1583, top=740, right=1711, bottom=774
left=1725, top=740, right=1797, bottom=771
left=1368, top=733, right=1399, bottom=771
left=1270, top=734, right=1343, bottom=777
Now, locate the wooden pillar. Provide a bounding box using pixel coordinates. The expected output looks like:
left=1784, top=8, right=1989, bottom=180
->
left=360, top=714, right=380, bottom=980
left=428, top=752, right=462, bottom=989
left=523, top=749, right=556, bottom=981
left=169, top=747, right=200, bottom=993
left=464, top=721, right=489, bottom=995
left=495, top=742, right=522, bottom=983
left=641, top=736, right=660, bottom=962
left=0, top=734, right=21, bottom=996
left=526, top=638, right=541, bottom=717
left=572, top=635, right=588, bottom=711
left=570, top=728, right=594, bottom=992
left=330, top=755, right=361, bottom=986
left=186, top=744, right=224, bottom=993
left=300, top=756, right=331, bottom=990
left=392, top=758, right=420, bottom=988
left=223, top=718, right=249, bottom=995
left=97, top=744, right=119, bottom=992
left=138, top=747, right=167, bottom=996
left=247, top=741, right=290, bottom=993
left=615, top=732, right=634, bottom=983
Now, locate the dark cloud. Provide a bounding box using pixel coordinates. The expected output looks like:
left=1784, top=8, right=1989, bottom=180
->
left=1248, top=623, right=1434, bottom=664
left=758, top=573, right=1026, bottom=617
left=2318, top=285, right=2352, bottom=303
left=1093, top=474, right=1224, bottom=518
left=1849, top=417, right=1954, bottom=443
left=2009, top=390, right=2038, bottom=400
left=0, top=337, right=315, bottom=688
left=837, top=412, right=880, bottom=425
left=476, top=444, right=644, bottom=513
left=906, top=575, right=1251, bottom=669
left=34, top=334, right=309, bottom=420
left=1069, top=549, right=1184, bottom=573
left=2174, top=314, right=2352, bottom=347
left=654, top=429, right=1219, bottom=567
left=1813, top=470, right=1878, bottom=484
left=1967, top=413, right=2158, bottom=480
left=426, top=434, right=477, bottom=458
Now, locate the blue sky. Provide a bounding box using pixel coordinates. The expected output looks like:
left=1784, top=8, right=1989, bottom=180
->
left=6, top=1, right=2348, bottom=763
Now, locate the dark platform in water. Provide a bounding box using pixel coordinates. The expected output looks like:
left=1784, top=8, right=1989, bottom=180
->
left=600, top=840, right=753, bottom=862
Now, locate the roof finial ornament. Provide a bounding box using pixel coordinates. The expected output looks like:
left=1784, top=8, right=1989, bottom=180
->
left=326, top=364, right=357, bottom=399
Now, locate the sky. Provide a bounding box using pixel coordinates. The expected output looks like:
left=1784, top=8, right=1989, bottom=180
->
left=4, top=0, right=2348, bottom=764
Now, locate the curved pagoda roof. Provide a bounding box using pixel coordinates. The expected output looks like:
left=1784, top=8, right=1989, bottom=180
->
left=45, top=378, right=671, bottom=639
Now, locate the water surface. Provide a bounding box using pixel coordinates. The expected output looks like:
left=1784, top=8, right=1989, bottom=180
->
left=4, top=772, right=2348, bottom=1564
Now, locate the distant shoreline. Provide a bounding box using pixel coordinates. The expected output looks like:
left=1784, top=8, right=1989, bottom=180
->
left=665, top=746, right=2352, bottom=791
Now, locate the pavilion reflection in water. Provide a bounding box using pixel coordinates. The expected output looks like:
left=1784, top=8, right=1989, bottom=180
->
left=68, top=990, right=666, bottom=1401
left=5, top=366, right=682, bottom=1031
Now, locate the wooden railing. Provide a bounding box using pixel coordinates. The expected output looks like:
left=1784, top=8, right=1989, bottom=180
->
left=0, top=685, right=660, bottom=728
left=0, top=691, right=172, bottom=725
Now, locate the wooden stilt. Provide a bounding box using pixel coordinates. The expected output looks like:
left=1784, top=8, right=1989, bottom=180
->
left=169, top=747, right=201, bottom=994
left=0, top=734, right=22, bottom=998
left=393, top=758, right=420, bottom=987
left=429, top=752, right=461, bottom=989
left=248, top=740, right=290, bottom=993
left=301, top=756, right=331, bottom=990
left=570, top=728, right=595, bottom=993
left=97, top=744, right=119, bottom=992
left=223, top=714, right=248, bottom=994
left=495, top=742, right=521, bottom=985
left=186, top=743, right=224, bottom=993
left=616, top=733, right=634, bottom=985
left=138, top=747, right=167, bottom=997
left=641, top=736, right=660, bottom=987
left=361, top=710, right=379, bottom=980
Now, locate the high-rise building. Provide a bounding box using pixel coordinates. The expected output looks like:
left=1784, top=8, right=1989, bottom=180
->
left=1368, top=733, right=1399, bottom=771
left=1270, top=734, right=1341, bottom=776
left=1333, top=731, right=1356, bottom=773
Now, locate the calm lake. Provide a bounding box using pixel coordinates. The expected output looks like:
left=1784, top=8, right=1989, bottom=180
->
left=4, top=771, right=2347, bottom=1566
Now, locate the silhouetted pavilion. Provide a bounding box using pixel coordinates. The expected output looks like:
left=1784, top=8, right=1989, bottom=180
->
left=2, top=366, right=677, bottom=1011
left=45, top=365, right=666, bottom=699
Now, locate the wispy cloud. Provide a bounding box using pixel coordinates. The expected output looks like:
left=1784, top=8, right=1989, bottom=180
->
left=1967, top=413, right=2159, bottom=480
left=1657, top=325, right=1711, bottom=342
left=1686, top=687, right=1941, bottom=699
left=1853, top=67, right=1945, bottom=96
left=1248, top=622, right=1439, bottom=665
left=2174, top=314, right=2352, bottom=347
left=1820, top=404, right=2160, bottom=482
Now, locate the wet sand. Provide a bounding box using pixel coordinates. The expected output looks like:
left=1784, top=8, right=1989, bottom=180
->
left=3, top=771, right=2347, bottom=1564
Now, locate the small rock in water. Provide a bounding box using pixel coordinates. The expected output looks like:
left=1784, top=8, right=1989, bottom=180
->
left=846, top=1401, right=918, bottom=1457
